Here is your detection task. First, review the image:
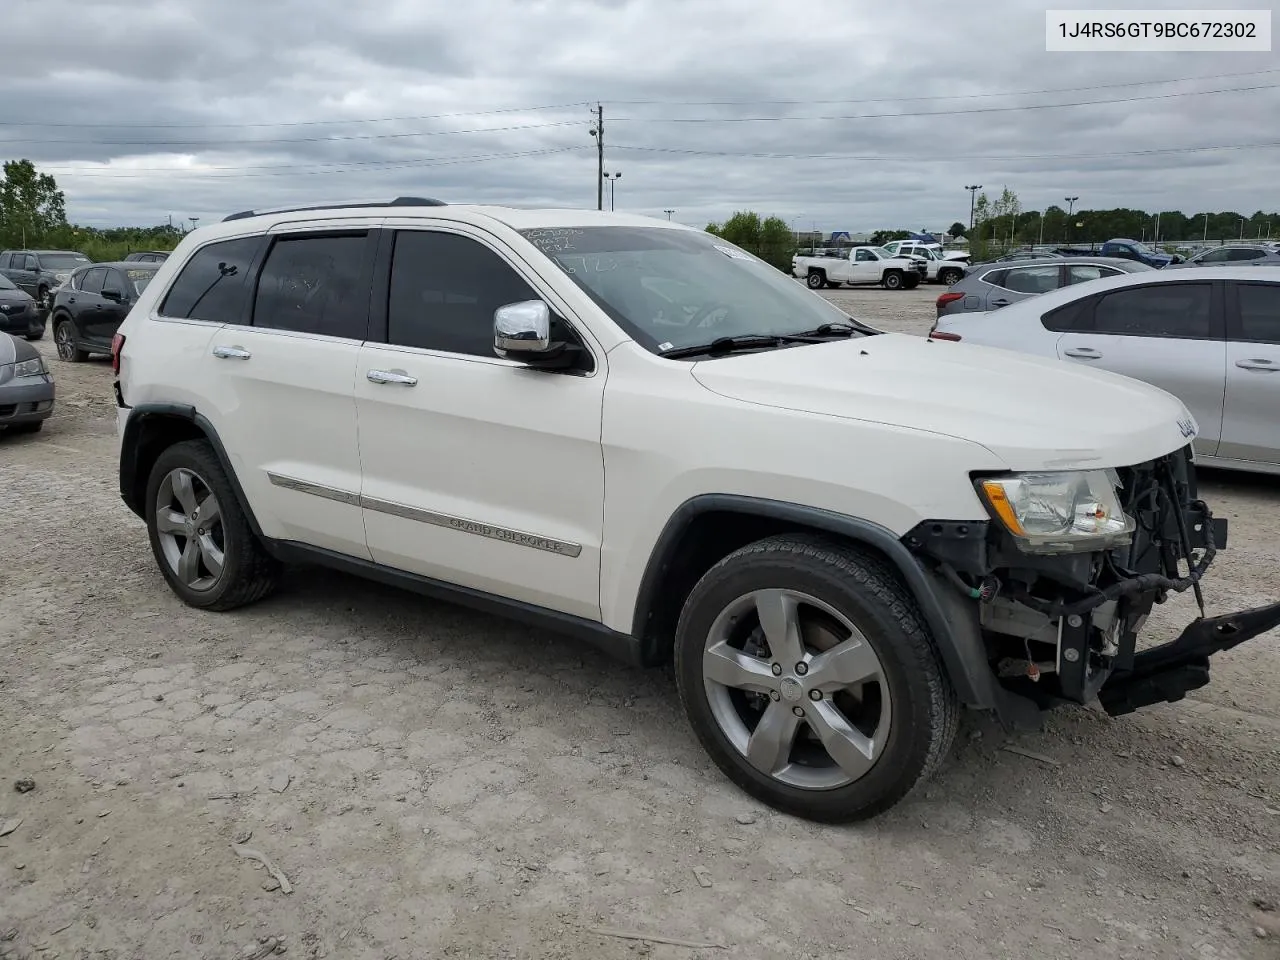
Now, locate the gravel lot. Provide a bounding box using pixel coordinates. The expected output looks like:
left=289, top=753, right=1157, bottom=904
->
left=1, top=287, right=1277, bottom=960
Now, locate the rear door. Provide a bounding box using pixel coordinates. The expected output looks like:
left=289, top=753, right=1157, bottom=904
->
left=73, top=267, right=108, bottom=339
left=986, top=264, right=1062, bottom=310
left=1053, top=281, right=1226, bottom=458
left=198, top=222, right=379, bottom=559
left=1218, top=280, right=1280, bottom=465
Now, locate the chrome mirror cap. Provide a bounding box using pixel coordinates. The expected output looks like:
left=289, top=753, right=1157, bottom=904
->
left=494, top=299, right=552, bottom=357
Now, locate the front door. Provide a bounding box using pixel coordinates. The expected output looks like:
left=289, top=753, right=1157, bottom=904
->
left=1218, top=280, right=1280, bottom=465
left=852, top=249, right=880, bottom=283
left=1055, top=280, right=1225, bottom=458
left=87, top=267, right=131, bottom=349
left=354, top=225, right=606, bottom=619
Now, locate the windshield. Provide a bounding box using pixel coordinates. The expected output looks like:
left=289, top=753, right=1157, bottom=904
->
left=125, top=268, right=157, bottom=294
left=521, top=227, right=865, bottom=354
left=41, top=253, right=90, bottom=270
left=1127, top=241, right=1155, bottom=255
left=0, top=274, right=15, bottom=290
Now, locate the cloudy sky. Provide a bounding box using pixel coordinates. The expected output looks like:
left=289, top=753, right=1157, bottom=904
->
left=5, top=0, right=1278, bottom=234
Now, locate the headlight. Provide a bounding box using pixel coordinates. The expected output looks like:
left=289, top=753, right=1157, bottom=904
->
left=54, top=272, right=70, bottom=283
left=13, top=357, right=46, bottom=378
left=977, top=469, right=1134, bottom=554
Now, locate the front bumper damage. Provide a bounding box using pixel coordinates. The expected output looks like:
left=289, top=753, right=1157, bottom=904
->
left=905, top=445, right=1280, bottom=725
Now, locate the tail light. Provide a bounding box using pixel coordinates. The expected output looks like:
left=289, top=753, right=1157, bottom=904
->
left=936, top=291, right=964, bottom=310
left=111, top=333, right=125, bottom=375
left=928, top=330, right=962, bottom=342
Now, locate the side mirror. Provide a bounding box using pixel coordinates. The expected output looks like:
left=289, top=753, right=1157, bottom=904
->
left=494, top=300, right=552, bottom=358
left=102, top=287, right=124, bottom=302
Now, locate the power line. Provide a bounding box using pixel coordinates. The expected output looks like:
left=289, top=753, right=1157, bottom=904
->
left=0, top=101, right=593, bottom=129
left=609, top=139, right=1280, bottom=162
left=47, top=146, right=589, bottom=180
left=609, top=81, right=1280, bottom=123
left=0, top=119, right=580, bottom=147
left=605, top=67, right=1280, bottom=106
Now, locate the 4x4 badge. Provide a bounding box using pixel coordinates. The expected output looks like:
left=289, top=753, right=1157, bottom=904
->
left=1177, top=417, right=1196, bottom=438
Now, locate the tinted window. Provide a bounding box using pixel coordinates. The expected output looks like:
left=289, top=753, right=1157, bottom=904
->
left=981, top=268, right=1008, bottom=288
left=24, top=255, right=38, bottom=270
left=252, top=234, right=369, bottom=339
left=855, top=249, right=876, bottom=262
left=1196, top=248, right=1232, bottom=263
left=1228, top=247, right=1266, bottom=261
left=1068, top=264, right=1120, bottom=284
left=1002, top=266, right=1061, bottom=294
left=1093, top=283, right=1212, bottom=339
left=160, top=236, right=261, bottom=323
left=1235, top=283, right=1280, bottom=344
left=387, top=231, right=537, bottom=356
left=101, top=269, right=126, bottom=298
left=80, top=267, right=107, bottom=295
left=1041, top=298, right=1092, bottom=332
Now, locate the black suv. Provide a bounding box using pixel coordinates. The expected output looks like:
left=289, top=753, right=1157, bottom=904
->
left=49, top=261, right=160, bottom=362
left=0, top=250, right=92, bottom=312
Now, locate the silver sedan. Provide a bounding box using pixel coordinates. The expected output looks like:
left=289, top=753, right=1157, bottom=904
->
left=0, top=332, right=55, bottom=434
left=929, top=266, right=1280, bottom=475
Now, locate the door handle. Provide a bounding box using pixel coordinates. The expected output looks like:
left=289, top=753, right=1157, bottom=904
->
left=1235, top=358, right=1277, bottom=372
left=1064, top=347, right=1103, bottom=359
left=212, top=345, right=251, bottom=360
left=367, top=369, right=418, bottom=386
left=990, top=299, right=1010, bottom=307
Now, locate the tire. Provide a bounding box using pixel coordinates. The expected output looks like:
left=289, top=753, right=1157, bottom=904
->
left=37, top=287, right=51, bottom=312
left=939, top=268, right=963, bottom=286
left=882, top=271, right=904, bottom=290
left=824, top=280, right=842, bottom=289
left=24, top=327, right=44, bottom=341
left=903, top=275, right=921, bottom=290
left=674, top=534, right=959, bottom=823
left=54, top=319, right=88, bottom=362
left=144, top=439, right=281, bottom=611
left=806, top=271, right=826, bottom=290
left=9, top=421, right=43, bottom=434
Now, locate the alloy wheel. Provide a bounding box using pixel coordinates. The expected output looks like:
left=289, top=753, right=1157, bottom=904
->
left=54, top=323, right=76, bottom=361
left=701, top=589, right=891, bottom=790
left=154, top=467, right=226, bottom=592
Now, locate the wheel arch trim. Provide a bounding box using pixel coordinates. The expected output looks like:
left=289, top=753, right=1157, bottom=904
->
left=630, top=494, right=1009, bottom=713
left=119, top=403, right=264, bottom=538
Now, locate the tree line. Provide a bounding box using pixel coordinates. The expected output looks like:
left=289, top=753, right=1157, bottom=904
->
left=0, top=159, right=183, bottom=261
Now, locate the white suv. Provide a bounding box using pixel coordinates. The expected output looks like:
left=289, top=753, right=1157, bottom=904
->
left=112, top=198, right=1280, bottom=822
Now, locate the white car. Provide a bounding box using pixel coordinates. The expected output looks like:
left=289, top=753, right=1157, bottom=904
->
left=930, top=266, right=1280, bottom=475
left=111, top=200, right=1280, bottom=822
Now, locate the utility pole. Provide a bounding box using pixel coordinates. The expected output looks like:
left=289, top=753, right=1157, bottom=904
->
left=1065, top=196, right=1079, bottom=217
left=588, top=104, right=604, bottom=211
left=965, top=185, right=982, bottom=232
left=663, top=209, right=675, bottom=220
left=1203, top=212, right=1209, bottom=242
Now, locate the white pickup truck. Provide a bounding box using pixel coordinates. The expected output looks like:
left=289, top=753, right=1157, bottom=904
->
left=882, top=240, right=971, bottom=265
left=888, top=245, right=966, bottom=285
left=791, top=246, right=926, bottom=290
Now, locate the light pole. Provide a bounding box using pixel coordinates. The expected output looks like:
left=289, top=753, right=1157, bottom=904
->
left=603, top=170, right=622, bottom=211
left=1065, top=197, right=1079, bottom=242
left=663, top=209, right=675, bottom=221
left=1240, top=217, right=1246, bottom=239
left=1036, top=210, right=1045, bottom=247
left=1203, top=212, right=1209, bottom=242
left=188, top=216, right=201, bottom=234
left=965, top=185, right=982, bottom=232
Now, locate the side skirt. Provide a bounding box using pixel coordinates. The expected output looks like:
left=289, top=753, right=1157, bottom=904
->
left=263, top=539, right=645, bottom=668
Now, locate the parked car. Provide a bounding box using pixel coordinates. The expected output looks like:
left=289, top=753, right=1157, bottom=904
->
left=49, top=261, right=161, bottom=362
left=123, top=250, right=171, bottom=263
left=890, top=245, right=966, bottom=285
left=0, top=250, right=92, bottom=311
left=1096, top=238, right=1175, bottom=268
left=936, top=257, right=1153, bottom=317
left=0, top=330, right=55, bottom=433
left=881, top=240, right=970, bottom=265
left=791, top=245, right=925, bottom=289
left=0, top=273, right=44, bottom=340
left=109, top=198, right=1280, bottom=822
left=1167, top=244, right=1280, bottom=269
left=930, top=266, right=1280, bottom=474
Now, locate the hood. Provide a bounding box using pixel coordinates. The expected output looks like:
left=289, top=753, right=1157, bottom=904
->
left=690, top=334, right=1196, bottom=471
left=0, top=287, right=32, bottom=303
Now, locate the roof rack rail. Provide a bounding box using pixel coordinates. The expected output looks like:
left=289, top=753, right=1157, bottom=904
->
left=221, top=196, right=447, bottom=223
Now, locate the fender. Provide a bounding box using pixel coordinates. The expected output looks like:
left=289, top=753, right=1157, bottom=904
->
left=631, top=494, right=1037, bottom=725
left=118, top=402, right=265, bottom=539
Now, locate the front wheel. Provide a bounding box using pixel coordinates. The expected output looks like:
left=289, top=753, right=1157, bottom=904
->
left=674, top=534, right=959, bottom=823
left=882, top=271, right=904, bottom=290
left=145, top=439, right=281, bottom=611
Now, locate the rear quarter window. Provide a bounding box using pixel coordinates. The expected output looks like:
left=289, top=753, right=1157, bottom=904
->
left=1041, top=297, right=1093, bottom=332
left=159, top=236, right=264, bottom=323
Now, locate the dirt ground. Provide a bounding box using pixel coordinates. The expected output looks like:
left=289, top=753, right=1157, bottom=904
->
left=1, top=287, right=1277, bottom=960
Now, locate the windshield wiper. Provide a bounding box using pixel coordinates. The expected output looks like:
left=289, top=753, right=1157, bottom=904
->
left=799, top=320, right=879, bottom=337
left=660, top=333, right=822, bottom=360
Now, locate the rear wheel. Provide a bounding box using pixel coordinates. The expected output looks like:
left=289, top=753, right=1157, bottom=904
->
left=806, top=271, right=826, bottom=290
left=674, top=534, right=959, bottom=823
left=145, top=439, right=281, bottom=611
left=882, top=271, right=904, bottom=290
left=54, top=319, right=88, bottom=362
left=38, top=287, right=51, bottom=312
left=939, top=268, right=963, bottom=286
